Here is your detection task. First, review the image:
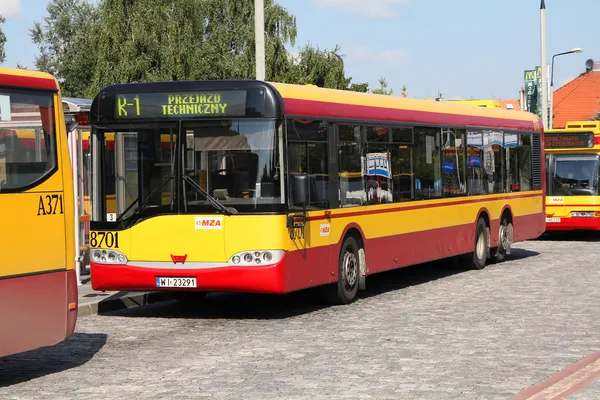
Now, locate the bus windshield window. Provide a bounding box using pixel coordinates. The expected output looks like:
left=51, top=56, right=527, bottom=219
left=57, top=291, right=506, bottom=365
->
left=183, top=119, right=283, bottom=211
left=550, top=154, right=599, bottom=196
left=0, top=90, right=56, bottom=191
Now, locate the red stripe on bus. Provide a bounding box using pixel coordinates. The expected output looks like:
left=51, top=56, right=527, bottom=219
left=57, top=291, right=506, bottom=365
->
left=0, top=73, right=58, bottom=91
left=283, top=98, right=539, bottom=131
left=307, top=192, right=542, bottom=221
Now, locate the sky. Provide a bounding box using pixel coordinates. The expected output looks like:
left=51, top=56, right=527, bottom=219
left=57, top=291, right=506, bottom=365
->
left=1, top=0, right=598, bottom=100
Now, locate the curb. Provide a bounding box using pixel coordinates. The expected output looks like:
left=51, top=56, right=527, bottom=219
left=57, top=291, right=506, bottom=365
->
left=77, top=291, right=174, bottom=317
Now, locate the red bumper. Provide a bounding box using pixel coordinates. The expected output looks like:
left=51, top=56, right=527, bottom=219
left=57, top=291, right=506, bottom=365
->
left=91, top=259, right=288, bottom=294
left=545, top=217, right=600, bottom=231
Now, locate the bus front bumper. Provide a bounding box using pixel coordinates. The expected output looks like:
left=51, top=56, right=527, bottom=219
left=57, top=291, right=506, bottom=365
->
left=90, top=258, right=289, bottom=294
left=545, top=216, right=600, bottom=231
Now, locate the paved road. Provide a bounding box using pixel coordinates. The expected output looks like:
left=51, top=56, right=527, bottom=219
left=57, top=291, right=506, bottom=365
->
left=2, top=234, right=600, bottom=399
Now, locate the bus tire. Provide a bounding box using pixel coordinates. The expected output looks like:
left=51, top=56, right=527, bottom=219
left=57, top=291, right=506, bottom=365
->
left=492, top=218, right=513, bottom=263
left=464, top=217, right=488, bottom=270
left=321, top=236, right=360, bottom=305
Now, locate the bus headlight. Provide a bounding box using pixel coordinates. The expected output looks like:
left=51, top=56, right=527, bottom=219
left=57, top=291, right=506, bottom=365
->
left=228, top=250, right=284, bottom=266
left=91, top=249, right=128, bottom=265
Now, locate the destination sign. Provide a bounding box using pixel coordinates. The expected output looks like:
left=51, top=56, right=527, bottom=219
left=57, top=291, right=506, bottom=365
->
left=545, top=132, right=594, bottom=149
left=114, top=90, right=247, bottom=119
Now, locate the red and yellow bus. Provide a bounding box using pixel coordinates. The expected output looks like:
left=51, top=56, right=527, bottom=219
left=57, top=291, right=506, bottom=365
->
left=545, top=121, right=600, bottom=230
left=88, top=80, right=545, bottom=304
left=0, top=68, right=78, bottom=357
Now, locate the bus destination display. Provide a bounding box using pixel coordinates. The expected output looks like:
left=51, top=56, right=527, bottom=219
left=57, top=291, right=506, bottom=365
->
left=114, top=90, right=247, bottom=119
left=545, top=132, right=594, bottom=149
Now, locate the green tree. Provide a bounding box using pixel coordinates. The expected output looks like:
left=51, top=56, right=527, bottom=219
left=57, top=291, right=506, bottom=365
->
left=30, top=0, right=366, bottom=96
left=30, top=0, right=101, bottom=97
left=282, top=44, right=368, bottom=91
left=371, top=77, right=393, bottom=95
left=87, top=0, right=298, bottom=95
left=0, top=15, right=6, bottom=64
left=348, top=82, right=369, bottom=93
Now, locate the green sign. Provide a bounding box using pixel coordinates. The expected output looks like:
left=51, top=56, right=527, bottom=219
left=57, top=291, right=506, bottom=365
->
left=113, top=90, right=247, bottom=119
left=524, top=66, right=541, bottom=116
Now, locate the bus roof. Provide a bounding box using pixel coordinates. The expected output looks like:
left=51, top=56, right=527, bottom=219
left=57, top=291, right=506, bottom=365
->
left=90, top=80, right=542, bottom=132
left=270, top=82, right=541, bottom=132
left=0, top=68, right=59, bottom=91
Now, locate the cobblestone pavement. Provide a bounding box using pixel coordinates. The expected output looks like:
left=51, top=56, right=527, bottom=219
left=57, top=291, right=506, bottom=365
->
left=2, top=234, right=600, bottom=400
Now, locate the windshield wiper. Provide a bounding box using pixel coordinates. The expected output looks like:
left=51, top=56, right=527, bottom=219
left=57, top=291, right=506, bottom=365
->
left=116, top=175, right=175, bottom=228
left=183, top=175, right=237, bottom=215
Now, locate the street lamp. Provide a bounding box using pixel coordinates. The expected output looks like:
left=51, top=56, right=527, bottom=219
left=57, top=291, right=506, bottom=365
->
left=549, top=47, right=583, bottom=129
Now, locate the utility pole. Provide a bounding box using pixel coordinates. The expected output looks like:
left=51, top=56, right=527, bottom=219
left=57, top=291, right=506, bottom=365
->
left=540, top=0, right=548, bottom=129
left=255, top=0, right=266, bottom=81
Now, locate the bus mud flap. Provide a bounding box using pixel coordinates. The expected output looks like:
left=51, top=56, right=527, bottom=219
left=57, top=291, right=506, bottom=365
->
left=358, top=248, right=367, bottom=290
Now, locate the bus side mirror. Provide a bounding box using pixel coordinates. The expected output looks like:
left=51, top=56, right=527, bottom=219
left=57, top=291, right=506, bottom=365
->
left=66, top=120, right=79, bottom=133
left=292, top=173, right=309, bottom=207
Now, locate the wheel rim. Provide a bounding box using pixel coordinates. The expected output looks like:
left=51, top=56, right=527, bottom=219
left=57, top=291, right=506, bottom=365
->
left=476, top=229, right=486, bottom=260
left=342, top=247, right=358, bottom=291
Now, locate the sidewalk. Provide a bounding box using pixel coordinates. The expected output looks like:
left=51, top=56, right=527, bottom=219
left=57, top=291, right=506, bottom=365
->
left=77, top=275, right=174, bottom=317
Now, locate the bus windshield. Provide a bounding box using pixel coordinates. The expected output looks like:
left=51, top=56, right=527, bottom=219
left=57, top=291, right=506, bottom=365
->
left=183, top=120, right=283, bottom=213
left=96, top=119, right=283, bottom=224
left=549, top=154, right=600, bottom=196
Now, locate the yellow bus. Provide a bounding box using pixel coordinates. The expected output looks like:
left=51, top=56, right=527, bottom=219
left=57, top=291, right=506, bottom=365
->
left=88, top=80, right=545, bottom=305
left=545, top=121, right=600, bottom=230
left=0, top=68, right=78, bottom=357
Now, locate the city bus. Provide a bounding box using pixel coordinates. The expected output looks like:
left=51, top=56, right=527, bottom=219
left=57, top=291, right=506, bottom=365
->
left=88, top=80, right=545, bottom=305
left=0, top=68, right=78, bottom=357
left=545, top=121, right=600, bottom=231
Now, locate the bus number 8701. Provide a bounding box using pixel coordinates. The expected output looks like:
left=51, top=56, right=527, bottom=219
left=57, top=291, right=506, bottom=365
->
left=90, top=231, right=120, bottom=249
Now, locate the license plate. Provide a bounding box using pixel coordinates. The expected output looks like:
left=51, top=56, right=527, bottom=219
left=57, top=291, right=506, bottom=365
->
left=546, top=217, right=561, bottom=223
left=156, top=277, right=197, bottom=288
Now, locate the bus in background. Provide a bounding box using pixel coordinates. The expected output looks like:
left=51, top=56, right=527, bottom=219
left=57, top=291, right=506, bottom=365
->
left=64, top=97, right=93, bottom=275
left=445, top=99, right=502, bottom=108
left=545, top=121, right=600, bottom=231
left=88, top=80, right=545, bottom=305
left=0, top=68, right=78, bottom=357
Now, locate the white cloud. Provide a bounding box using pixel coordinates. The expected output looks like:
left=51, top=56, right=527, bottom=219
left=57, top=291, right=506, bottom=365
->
left=350, top=47, right=408, bottom=66
left=0, top=0, right=22, bottom=17
left=314, top=0, right=411, bottom=18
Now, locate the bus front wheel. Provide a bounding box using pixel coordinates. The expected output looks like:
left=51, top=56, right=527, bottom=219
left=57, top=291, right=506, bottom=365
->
left=321, top=235, right=360, bottom=305
left=461, top=217, right=488, bottom=270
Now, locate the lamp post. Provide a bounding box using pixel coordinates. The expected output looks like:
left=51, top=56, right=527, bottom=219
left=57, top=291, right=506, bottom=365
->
left=540, top=0, right=548, bottom=129
left=549, top=48, right=583, bottom=129
left=255, top=0, right=265, bottom=81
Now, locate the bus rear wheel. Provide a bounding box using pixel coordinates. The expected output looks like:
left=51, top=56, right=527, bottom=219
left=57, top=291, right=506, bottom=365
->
left=492, top=217, right=513, bottom=263
left=321, top=236, right=360, bottom=305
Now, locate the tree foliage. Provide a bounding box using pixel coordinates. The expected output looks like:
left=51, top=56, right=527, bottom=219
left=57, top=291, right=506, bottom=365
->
left=371, top=77, right=393, bottom=96
left=282, top=44, right=367, bottom=91
left=31, top=0, right=101, bottom=97
left=31, top=0, right=371, bottom=97
left=0, top=15, right=6, bottom=64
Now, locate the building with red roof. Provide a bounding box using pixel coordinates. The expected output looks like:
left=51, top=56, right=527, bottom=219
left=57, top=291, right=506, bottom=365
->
left=552, top=60, right=600, bottom=128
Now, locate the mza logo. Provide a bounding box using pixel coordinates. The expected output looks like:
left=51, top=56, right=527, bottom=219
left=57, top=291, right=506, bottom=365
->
left=320, top=223, right=330, bottom=237
left=195, top=216, right=223, bottom=230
